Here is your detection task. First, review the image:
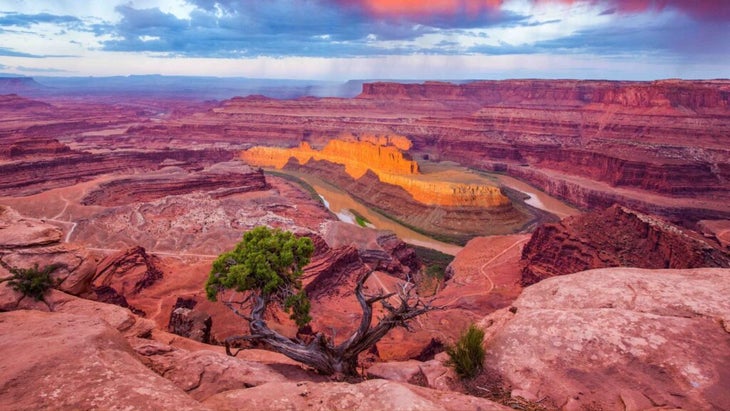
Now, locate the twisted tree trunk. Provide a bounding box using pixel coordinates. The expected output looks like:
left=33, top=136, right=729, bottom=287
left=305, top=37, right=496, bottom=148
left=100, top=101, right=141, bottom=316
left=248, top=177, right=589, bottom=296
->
left=224, top=270, right=434, bottom=378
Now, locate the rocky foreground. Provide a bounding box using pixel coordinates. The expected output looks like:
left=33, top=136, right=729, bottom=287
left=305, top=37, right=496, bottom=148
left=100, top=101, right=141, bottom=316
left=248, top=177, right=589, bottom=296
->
left=2, top=190, right=729, bottom=409
left=2, top=259, right=728, bottom=409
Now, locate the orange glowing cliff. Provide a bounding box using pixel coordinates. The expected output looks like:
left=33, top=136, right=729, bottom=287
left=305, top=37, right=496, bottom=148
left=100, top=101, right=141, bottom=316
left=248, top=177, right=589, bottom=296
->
left=241, top=136, right=509, bottom=208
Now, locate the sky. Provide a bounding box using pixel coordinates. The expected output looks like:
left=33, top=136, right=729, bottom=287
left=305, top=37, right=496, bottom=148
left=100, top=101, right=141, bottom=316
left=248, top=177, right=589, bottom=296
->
left=0, top=0, right=728, bottom=80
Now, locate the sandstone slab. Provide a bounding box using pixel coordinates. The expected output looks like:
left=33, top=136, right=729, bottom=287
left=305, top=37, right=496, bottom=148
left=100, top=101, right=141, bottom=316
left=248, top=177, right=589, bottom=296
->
left=480, top=267, right=730, bottom=410
left=203, top=379, right=510, bottom=411
left=131, top=338, right=290, bottom=401
left=366, top=358, right=457, bottom=391
left=0, top=310, right=207, bottom=410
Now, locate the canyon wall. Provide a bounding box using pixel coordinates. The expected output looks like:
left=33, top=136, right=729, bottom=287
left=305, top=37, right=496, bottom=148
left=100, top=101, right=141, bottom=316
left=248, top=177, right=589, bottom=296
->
left=520, top=205, right=730, bottom=285
left=3, top=78, right=728, bottom=224
left=110, top=79, right=730, bottom=223
left=0, top=148, right=234, bottom=196
left=359, top=79, right=729, bottom=112
left=282, top=159, right=531, bottom=242
left=242, top=138, right=509, bottom=208
left=81, top=162, right=268, bottom=206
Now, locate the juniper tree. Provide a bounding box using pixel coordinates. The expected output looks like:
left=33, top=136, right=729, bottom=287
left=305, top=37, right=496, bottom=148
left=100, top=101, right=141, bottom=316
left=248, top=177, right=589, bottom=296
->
left=206, top=225, right=435, bottom=378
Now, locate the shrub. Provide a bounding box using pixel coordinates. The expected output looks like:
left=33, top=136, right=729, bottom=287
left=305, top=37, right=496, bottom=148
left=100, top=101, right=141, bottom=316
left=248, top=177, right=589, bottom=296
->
left=7, top=263, right=61, bottom=301
left=446, top=323, right=486, bottom=379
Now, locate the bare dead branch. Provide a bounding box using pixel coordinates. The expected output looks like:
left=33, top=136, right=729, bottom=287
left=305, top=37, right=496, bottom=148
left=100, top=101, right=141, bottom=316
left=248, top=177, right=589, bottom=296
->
left=222, top=299, right=254, bottom=322
left=218, top=268, right=436, bottom=378
left=365, top=292, right=395, bottom=305
left=224, top=334, right=262, bottom=356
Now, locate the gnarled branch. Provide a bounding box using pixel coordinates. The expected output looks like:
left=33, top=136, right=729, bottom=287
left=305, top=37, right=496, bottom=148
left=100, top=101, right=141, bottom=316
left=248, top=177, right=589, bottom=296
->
left=218, top=269, right=438, bottom=378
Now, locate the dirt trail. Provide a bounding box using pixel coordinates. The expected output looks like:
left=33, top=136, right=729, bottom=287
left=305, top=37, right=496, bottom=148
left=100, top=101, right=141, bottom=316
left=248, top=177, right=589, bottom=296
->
left=440, top=237, right=528, bottom=309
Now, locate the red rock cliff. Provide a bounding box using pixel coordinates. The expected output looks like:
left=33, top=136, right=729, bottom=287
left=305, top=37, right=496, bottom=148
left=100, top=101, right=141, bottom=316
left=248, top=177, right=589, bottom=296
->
left=358, top=80, right=730, bottom=112
left=520, top=205, right=730, bottom=285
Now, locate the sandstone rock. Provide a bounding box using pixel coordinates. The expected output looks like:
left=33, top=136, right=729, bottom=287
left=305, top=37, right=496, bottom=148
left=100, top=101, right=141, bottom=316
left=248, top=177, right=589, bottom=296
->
left=1, top=243, right=98, bottom=296
left=697, top=219, right=730, bottom=250
left=55, top=293, right=154, bottom=338
left=285, top=159, right=527, bottom=241
left=0, top=310, right=207, bottom=410
left=304, top=244, right=368, bottom=299
left=0, top=148, right=234, bottom=197
left=521, top=205, right=730, bottom=285
left=93, top=246, right=163, bottom=295
left=181, top=79, right=730, bottom=223
left=0, top=280, right=51, bottom=312
left=0, top=206, right=99, bottom=295
left=0, top=281, right=156, bottom=339
left=67, top=174, right=332, bottom=259
left=130, top=338, right=290, bottom=401
left=168, top=302, right=212, bottom=343
left=80, top=161, right=268, bottom=206
left=319, top=221, right=419, bottom=275
left=93, top=285, right=146, bottom=316
left=367, top=359, right=457, bottom=391
left=0, top=206, right=63, bottom=249
left=480, top=267, right=730, bottom=410
left=203, top=379, right=511, bottom=410
left=242, top=138, right=509, bottom=208
left=358, top=80, right=729, bottom=111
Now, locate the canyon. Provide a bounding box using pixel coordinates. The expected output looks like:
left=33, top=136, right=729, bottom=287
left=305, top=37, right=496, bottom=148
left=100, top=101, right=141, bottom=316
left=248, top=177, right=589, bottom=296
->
left=242, top=137, right=528, bottom=242
left=0, top=77, right=729, bottom=410
left=119, top=79, right=729, bottom=225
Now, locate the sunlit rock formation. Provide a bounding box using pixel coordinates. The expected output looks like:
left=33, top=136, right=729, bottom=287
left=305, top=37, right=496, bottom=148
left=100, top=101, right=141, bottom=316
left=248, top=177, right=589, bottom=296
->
left=242, top=136, right=509, bottom=208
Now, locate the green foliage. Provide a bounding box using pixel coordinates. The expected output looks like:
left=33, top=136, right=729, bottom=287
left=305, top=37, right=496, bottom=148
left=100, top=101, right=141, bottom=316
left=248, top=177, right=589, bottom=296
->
left=446, top=324, right=486, bottom=379
left=205, top=226, right=315, bottom=327
left=7, top=263, right=61, bottom=301
left=284, top=292, right=312, bottom=327
left=350, top=209, right=370, bottom=228
left=413, top=246, right=454, bottom=280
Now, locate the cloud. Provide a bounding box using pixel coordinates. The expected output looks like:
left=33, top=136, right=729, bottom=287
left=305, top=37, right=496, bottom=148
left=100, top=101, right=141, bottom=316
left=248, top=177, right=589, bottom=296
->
left=4, top=0, right=724, bottom=67
left=99, top=0, right=528, bottom=57
left=102, top=1, right=448, bottom=57
left=332, top=0, right=730, bottom=23
left=0, top=47, right=46, bottom=58
left=328, top=0, right=526, bottom=29
left=14, top=65, right=71, bottom=73
left=535, top=0, right=730, bottom=21
left=611, top=0, right=730, bottom=21
left=527, top=14, right=729, bottom=58
left=0, top=12, right=82, bottom=27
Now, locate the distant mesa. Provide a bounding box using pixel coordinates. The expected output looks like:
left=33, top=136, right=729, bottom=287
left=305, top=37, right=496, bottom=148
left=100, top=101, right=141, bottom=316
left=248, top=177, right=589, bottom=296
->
left=242, top=135, right=509, bottom=208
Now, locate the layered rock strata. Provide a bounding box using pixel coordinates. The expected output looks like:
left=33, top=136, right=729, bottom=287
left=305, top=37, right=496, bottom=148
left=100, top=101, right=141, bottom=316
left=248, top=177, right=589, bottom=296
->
left=0, top=148, right=234, bottom=197
left=81, top=161, right=268, bottom=206
left=123, top=79, right=730, bottom=223
left=242, top=138, right=509, bottom=208
left=284, top=159, right=528, bottom=242
left=520, top=204, right=730, bottom=285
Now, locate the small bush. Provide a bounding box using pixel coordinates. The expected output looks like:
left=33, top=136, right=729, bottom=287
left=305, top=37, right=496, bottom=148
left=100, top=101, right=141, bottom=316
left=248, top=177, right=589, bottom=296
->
left=7, top=263, right=61, bottom=301
left=446, top=324, right=486, bottom=379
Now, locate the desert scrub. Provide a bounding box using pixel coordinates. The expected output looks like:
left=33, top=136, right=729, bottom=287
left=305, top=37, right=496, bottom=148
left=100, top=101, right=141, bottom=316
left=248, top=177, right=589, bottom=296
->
left=350, top=209, right=371, bottom=227
left=6, top=263, right=61, bottom=300
left=413, top=246, right=454, bottom=295
left=447, top=323, right=486, bottom=379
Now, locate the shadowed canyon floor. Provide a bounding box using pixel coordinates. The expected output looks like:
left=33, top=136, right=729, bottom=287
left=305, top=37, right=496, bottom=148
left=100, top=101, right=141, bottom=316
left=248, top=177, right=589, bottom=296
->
left=1, top=78, right=729, bottom=410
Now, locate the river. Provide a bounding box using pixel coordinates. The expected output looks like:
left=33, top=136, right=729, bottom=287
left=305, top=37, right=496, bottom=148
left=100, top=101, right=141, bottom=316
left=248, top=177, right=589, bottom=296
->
left=492, top=174, right=580, bottom=219
left=281, top=172, right=464, bottom=255
left=272, top=167, right=579, bottom=256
